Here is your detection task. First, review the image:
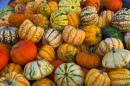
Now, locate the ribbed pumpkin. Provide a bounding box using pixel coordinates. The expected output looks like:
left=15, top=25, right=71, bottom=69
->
left=33, top=0, right=47, bottom=13
left=50, top=10, right=68, bottom=31
left=80, top=6, right=98, bottom=26
left=32, top=78, right=56, bottom=86
left=0, top=5, right=14, bottom=23
left=11, top=40, right=37, bottom=65
left=67, top=11, right=80, bottom=27
left=0, top=72, right=30, bottom=86
left=19, top=19, right=44, bottom=43
left=108, top=68, right=130, bottom=86
left=42, top=28, right=63, bottom=48
left=84, top=0, right=100, bottom=12
left=100, top=10, right=114, bottom=26
left=76, top=43, right=89, bottom=52
left=62, top=25, right=85, bottom=46
left=96, top=16, right=106, bottom=28
left=0, top=26, right=19, bottom=45
left=95, top=38, right=124, bottom=57
left=15, top=3, right=26, bottom=13
left=23, top=59, right=54, bottom=80
left=58, top=0, right=81, bottom=13
left=36, top=45, right=55, bottom=62
left=102, top=48, right=130, bottom=68
left=0, top=49, right=9, bottom=70
left=54, top=62, right=85, bottom=86
left=57, top=43, right=79, bottom=62
left=83, top=25, right=102, bottom=46
left=85, top=69, right=110, bottom=86
left=124, top=32, right=130, bottom=50
left=111, top=8, right=130, bottom=32
left=25, top=1, right=34, bottom=14
left=102, top=0, right=122, bottom=12
left=26, top=1, right=34, bottom=9
left=76, top=47, right=100, bottom=69
left=40, top=1, right=58, bottom=17
left=0, top=43, right=11, bottom=55
left=0, top=63, right=23, bottom=77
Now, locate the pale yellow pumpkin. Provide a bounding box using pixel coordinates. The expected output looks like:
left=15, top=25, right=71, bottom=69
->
left=96, top=16, right=106, bottom=28
left=108, top=68, right=130, bottom=86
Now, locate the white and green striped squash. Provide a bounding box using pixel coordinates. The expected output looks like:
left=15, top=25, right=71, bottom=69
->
left=80, top=6, right=98, bottom=26
left=50, top=10, right=68, bottom=31
left=0, top=26, right=19, bottom=45
left=58, top=0, right=81, bottom=13
left=23, top=59, right=54, bottom=80
left=111, top=8, right=130, bottom=32
left=0, top=5, right=14, bottom=23
left=54, top=62, right=85, bottom=86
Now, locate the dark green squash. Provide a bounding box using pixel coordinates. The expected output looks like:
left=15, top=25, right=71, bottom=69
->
left=102, top=26, right=124, bottom=44
left=0, top=26, right=19, bottom=45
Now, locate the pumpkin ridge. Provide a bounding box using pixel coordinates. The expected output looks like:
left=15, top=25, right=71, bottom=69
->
left=103, top=40, right=111, bottom=52
left=117, top=52, right=127, bottom=65
left=91, top=73, right=100, bottom=86
left=117, top=39, right=121, bottom=49
left=70, top=29, right=77, bottom=44
left=67, top=76, right=79, bottom=86
left=61, top=76, right=66, bottom=86
left=67, top=63, right=75, bottom=73
left=27, top=26, right=37, bottom=41
left=101, top=76, right=106, bottom=86
left=23, top=25, right=34, bottom=39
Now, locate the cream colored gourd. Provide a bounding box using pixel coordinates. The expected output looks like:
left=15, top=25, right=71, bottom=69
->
left=85, top=69, right=110, bottom=86
left=23, top=59, right=54, bottom=80
left=42, top=28, right=63, bottom=48
left=62, top=25, right=85, bottom=46
left=102, top=48, right=130, bottom=68
left=95, top=38, right=124, bottom=57
left=96, top=16, right=106, bottom=28
left=54, top=62, right=85, bottom=86
left=108, top=68, right=130, bottom=86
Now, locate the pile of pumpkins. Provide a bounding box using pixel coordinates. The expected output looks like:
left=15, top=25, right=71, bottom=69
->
left=0, top=0, right=130, bottom=86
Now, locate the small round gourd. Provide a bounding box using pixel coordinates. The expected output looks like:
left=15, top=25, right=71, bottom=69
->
left=95, top=38, right=124, bottom=57
left=102, top=48, right=130, bottom=69
left=23, top=59, right=54, bottom=80
left=42, top=28, right=63, bottom=48
left=62, top=25, right=85, bottom=46
left=108, top=68, right=130, bottom=86
left=80, top=6, right=98, bottom=26
left=36, top=45, right=55, bottom=62
left=15, top=3, right=26, bottom=13
left=57, top=43, right=79, bottom=62
left=0, top=26, right=19, bottom=45
left=54, top=62, right=85, bottom=86
left=85, top=69, right=110, bottom=86
left=111, top=8, right=130, bottom=32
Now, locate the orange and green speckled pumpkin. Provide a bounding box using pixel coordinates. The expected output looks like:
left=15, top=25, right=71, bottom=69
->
left=36, top=45, right=55, bottom=62
left=32, top=78, right=56, bottom=86
left=0, top=63, right=23, bottom=77
left=62, top=25, right=85, bottom=46
left=19, top=19, right=44, bottom=43
left=50, top=10, right=68, bottom=31
left=67, top=11, right=80, bottom=27
left=57, top=43, right=79, bottom=62
left=58, top=0, right=81, bottom=13
left=54, top=62, right=85, bottom=86
left=40, top=1, right=58, bottom=17
left=0, top=72, right=30, bottom=86
left=23, top=59, right=54, bottom=80
left=76, top=48, right=101, bottom=69
left=83, top=25, right=102, bottom=46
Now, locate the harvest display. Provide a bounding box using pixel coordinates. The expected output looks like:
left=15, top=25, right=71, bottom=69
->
left=0, top=0, right=130, bottom=86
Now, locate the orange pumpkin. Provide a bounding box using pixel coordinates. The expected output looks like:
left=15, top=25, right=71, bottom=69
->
left=0, top=43, right=11, bottom=55
left=0, top=49, right=9, bottom=70
left=76, top=48, right=101, bottom=69
left=84, top=0, right=100, bottom=12
left=102, top=0, right=122, bottom=12
left=10, top=40, right=37, bottom=65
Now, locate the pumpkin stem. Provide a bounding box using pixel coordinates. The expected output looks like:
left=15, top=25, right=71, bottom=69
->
left=6, top=80, right=12, bottom=85
left=13, top=44, right=20, bottom=48
left=100, top=69, right=105, bottom=74
left=112, top=47, right=115, bottom=53
left=88, top=47, right=94, bottom=54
